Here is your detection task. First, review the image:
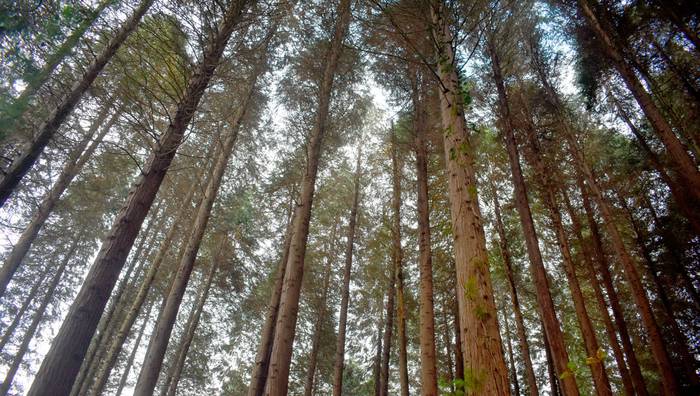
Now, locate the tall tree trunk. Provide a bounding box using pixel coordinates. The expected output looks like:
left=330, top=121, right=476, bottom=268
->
left=303, top=238, right=336, bottom=396
left=0, top=239, right=78, bottom=396
left=26, top=0, right=247, bottom=391
left=379, top=257, right=396, bottom=396
left=521, top=126, right=612, bottom=395
left=115, top=299, right=154, bottom=396
left=503, top=315, right=521, bottom=396
left=488, top=39, right=577, bottom=395
left=576, top=175, right=648, bottom=396
left=574, top=0, right=700, bottom=202
left=0, top=100, right=119, bottom=297
left=452, top=293, right=463, bottom=384
left=161, top=234, right=225, bottom=396
left=491, top=188, right=539, bottom=396
left=263, top=0, right=352, bottom=393
left=429, top=4, right=510, bottom=394
left=0, top=0, right=154, bottom=207
left=410, top=73, right=438, bottom=396
left=373, top=299, right=384, bottom=396
left=390, top=128, right=410, bottom=396
left=441, top=308, right=454, bottom=394
left=544, top=328, right=562, bottom=396
left=332, top=146, right=362, bottom=396
left=134, top=59, right=256, bottom=395
left=561, top=190, right=635, bottom=396
left=0, top=0, right=113, bottom=140
left=0, top=265, right=49, bottom=352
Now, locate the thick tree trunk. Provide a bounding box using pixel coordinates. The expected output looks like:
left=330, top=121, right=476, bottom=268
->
left=430, top=4, right=510, bottom=394
left=161, top=235, right=224, bottom=396
left=520, top=126, right=612, bottom=394
left=0, top=239, right=78, bottom=396
left=0, top=100, right=119, bottom=298
left=303, top=240, right=336, bottom=396
left=410, top=74, right=438, bottom=396
left=332, top=146, right=362, bottom=396
left=491, top=189, right=539, bottom=396
left=488, top=40, right=577, bottom=395
left=115, top=300, right=154, bottom=396
left=0, top=0, right=154, bottom=207
left=26, top=0, right=246, bottom=390
left=0, top=0, right=113, bottom=140
left=134, top=59, right=255, bottom=395
left=561, top=190, right=635, bottom=396
left=263, top=0, right=352, bottom=393
left=576, top=175, right=649, bottom=396
left=390, top=128, right=410, bottom=396
left=575, top=0, right=700, bottom=202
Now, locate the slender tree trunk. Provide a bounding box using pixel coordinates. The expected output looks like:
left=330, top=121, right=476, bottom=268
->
left=491, top=189, right=539, bottom=396
left=373, top=300, right=384, bottom=396
left=544, top=328, right=562, bottom=396
left=0, top=265, right=49, bottom=352
left=452, top=294, right=463, bottom=384
left=390, top=128, right=410, bottom=396
left=134, top=61, right=255, bottom=396
left=263, top=0, right=352, bottom=393
left=441, top=308, right=454, bottom=393
left=26, top=0, right=246, bottom=390
left=0, top=0, right=113, bottom=140
left=0, top=0, right=154, bottom=207
left=410, top=74, right=438, bottom=396
left=503, top=315, right=521, bottom=396
left=0, top=239, right=78, bottom=396
left=379, top=258, right=396, bottom=396
left=303, top=241, right=335, bottom=396
left=576, top=175, right=649, bottom=396
left=488, top=39, right=577, bottom=395
left=430, top=4, right=510, bottom=394
left=574, top=0, right=700, bottom=202
left=561, top=190, right=635, bottom=396
left=521, top=126, right=612, bottom=395
left=0, top=100, right=119, bottom=297
left=115, top=299, right=154, bottom=396
left=332, top=146, right=362, bottom=396
left=161, top=235, right=225, bottom=396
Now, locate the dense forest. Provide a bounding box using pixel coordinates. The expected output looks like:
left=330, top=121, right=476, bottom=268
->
left=0, top=0, right=698, bottom=395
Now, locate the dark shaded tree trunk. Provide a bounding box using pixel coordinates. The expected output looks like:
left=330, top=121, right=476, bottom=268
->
left=544, top=328, right=562, bottom=396
left=373, top=300, right=384, bottom=396
left=379, top=259, right=396, bottom=396
left=0, top=0, right=154, bottom=207
left=332, top=146, right=362, bottom=396
left=503, top=315, right=521, bottom=396
left=26, top=0, right=246, bottom=391
left=115, top=299, right=154, bottom=396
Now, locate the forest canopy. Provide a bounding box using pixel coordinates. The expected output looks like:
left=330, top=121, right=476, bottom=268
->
left=0, top=0, right=698, bottom=395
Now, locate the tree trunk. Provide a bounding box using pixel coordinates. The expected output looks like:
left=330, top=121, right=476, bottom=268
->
left=373, top=300, right=384, bottom=396
left=561, top=190, right=635, bottom=396
left=491, top=188, right=539, bottom=396
left=133, top=58, right=255, bottom=395
left=0, top=239, right=78, bottom=396
left=0, top=0, right=113, bottom=140
left=544, top=328, right=562, bottom=396
left=430, top=4, right=510, bottom=394
left=0, top=0, right=154, bottom=207
left=576, top=175, right=649, bottom=396
left=574, top=0, right=700, bottom=202
left=263, top=0, right=352, bottom=393
left=410, top=73, right=438, bottom=396
left=303, top=237, right=336, bottom=396
left=332, top=146, right=362, bottom=396
left=503, top=315, right=521, bottom=396
left=0, top=265, right=49, bottom=353
left=26, top=0, right=246, bottom=390
left=452, top=293, right=463, bottom=384
left=488, top=39, right=577, bottom=395
left=390, top=128, right=410, bottom=396
left=0, top=99, right=119, bottom=298
left=441, top=309, right=454, bottom=393
left=115, top=299, right=154, bottom=396
left=379, top=258, right=396, bottom=396
left=161, top=235, right=225, bottom=396
left=520, top=124, right=612, bottom=395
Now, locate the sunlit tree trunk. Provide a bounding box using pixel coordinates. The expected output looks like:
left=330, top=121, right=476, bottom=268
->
left=0, top=0, right=154, bottom=207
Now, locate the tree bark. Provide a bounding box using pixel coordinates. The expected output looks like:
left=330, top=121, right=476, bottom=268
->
left=452, top=293, right=463, bottom=384
left=574, top=0, right=700, bottom=202
left=379, top=257, right=396, bottom=396
left=373, top=299, right=384, bottom=396
left=503, top=315, right=521, bottom=396
left=263, top=0, right=352, bottom=393
left=115, top=299, right=154, bottom=396
left=429, top=4, right=510, bottom=394
left=0, top=0, right=154, bottom=207
left=488, top=39, right=577, bottom=395
left=491, top=188, right=539, bottom=396
left=544, top=328, right=562, bottom=396
left=26, top=0, right=246, bottom=390
left=0, top=239, right=78, bottom=396
left=332, top=146, right=362, bottom=396
left=161, top=235, right=225, bottom=396
left=134, top=55, right=255, bottom=395
left=0, top=100, right=119, bottom=298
